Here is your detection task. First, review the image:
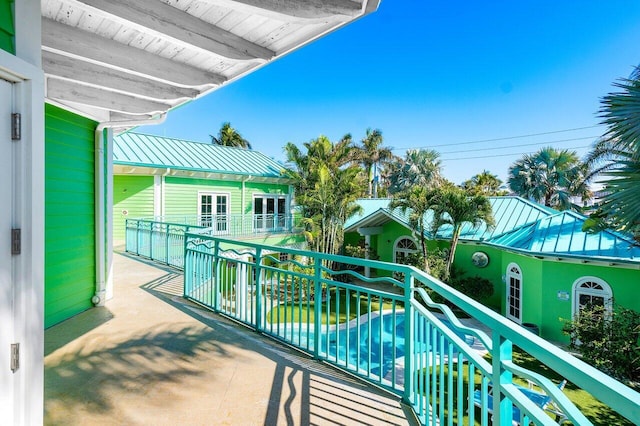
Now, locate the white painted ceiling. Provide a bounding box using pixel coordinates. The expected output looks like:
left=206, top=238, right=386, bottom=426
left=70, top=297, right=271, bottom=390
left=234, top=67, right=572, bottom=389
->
left=41, top=0, right=380, bottom=125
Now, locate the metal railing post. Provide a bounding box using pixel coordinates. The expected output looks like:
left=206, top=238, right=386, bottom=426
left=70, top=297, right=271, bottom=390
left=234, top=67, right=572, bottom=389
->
left=492, top=331, right=513, bottom=425
left=165, top=223, right=169, bottom=265
left=403, top=268, right=414, bottom=405
left=212, top=240, right=220, bottom=312
left=254, top=247, right=263, bottom=332
left=183, top=232, right=190, bottom=298
left=313, top=255, right=322, bottom=359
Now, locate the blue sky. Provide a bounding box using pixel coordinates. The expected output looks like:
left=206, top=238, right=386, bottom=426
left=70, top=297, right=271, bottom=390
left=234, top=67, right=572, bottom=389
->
left=138, top=0, right=640, bottom=185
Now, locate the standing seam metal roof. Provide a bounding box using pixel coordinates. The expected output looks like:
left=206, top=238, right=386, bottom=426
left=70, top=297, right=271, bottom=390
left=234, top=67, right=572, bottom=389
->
left=489, top=211, right=640, bottom=260
left=347, top=196, right=640, bottom=263
left=114, top=132, right=287, bottom=178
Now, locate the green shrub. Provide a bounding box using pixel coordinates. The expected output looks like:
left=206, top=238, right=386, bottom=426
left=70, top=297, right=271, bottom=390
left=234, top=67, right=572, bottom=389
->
left=563, top=304, right=640, bottom=384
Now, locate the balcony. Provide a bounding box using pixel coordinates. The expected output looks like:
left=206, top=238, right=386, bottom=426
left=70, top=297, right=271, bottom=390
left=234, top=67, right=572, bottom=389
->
left=47, top=224, right=639, bottom=425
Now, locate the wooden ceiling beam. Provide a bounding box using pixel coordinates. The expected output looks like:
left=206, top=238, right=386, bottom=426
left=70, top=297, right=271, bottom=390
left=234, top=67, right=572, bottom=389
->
left=42, top=18, right=226, bottom=87
left=220, top=0, right=362, bottom=19
left=47, top=78, right=173, bottom=115
left=73, top=0, right=274, bottom=61
left=43, top=51, right=199, bottom=101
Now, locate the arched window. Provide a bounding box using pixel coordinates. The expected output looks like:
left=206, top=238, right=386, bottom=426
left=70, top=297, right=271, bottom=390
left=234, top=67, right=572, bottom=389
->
left=572, top=277, right=613, bottom=318
left=506, top=263, right=522, bottom=323
left=394, top=236, right=417, bottom=265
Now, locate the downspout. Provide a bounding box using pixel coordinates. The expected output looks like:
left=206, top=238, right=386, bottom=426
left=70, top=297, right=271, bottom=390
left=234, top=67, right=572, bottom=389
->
left=92, top=113, right=167, bottom=306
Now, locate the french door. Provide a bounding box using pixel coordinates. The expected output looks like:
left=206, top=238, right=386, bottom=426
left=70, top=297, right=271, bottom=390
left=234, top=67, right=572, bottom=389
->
left=506, top=264, right=522, bottom=323
left=199, top=193, right=229, bottom=233
left=254, top=196, right=286, bottom=231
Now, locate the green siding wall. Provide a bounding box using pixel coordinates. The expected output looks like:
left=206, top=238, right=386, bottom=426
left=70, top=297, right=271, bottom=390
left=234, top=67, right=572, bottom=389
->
left=163, top=177, right=289, bottom=217
left=164, top=177, right=243, bottom=216
left=453, top=244, right=504, bottom=309
left=45, top=104, right=97, bottom=328
left=113, top=175, right=155, bottom=244
left=0, top=0, right=14, bottom=54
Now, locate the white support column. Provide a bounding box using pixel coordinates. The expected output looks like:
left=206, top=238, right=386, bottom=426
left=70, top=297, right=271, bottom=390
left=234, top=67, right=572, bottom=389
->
left=0, top=0, right=46, bottom=420
left=364, top=235, right=371, bottom=278
left=357, top=226, right=383, bottom=279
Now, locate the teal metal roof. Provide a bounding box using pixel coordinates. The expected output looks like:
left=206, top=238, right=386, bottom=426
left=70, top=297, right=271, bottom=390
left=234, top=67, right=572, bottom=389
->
left=347, top=196, right=640, bottom=263
left=488, top=211, right=640, bottom=261
left=114, top=132, right=287, bottom=178
left=344, top=199, right=393, bottom=229
left=436, top=196, right=553, bottom=241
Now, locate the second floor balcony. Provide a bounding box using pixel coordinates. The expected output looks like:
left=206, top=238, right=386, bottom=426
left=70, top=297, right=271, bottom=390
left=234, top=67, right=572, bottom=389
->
left=122, top=219, right=640, bottom=425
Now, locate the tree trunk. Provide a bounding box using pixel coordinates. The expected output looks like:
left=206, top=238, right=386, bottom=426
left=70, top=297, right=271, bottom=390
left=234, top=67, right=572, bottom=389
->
left=372, top=163, right=378, bottom=198
left=419, top=224, right=431, bottom=275
left=444, top=228, right=460, bottom=281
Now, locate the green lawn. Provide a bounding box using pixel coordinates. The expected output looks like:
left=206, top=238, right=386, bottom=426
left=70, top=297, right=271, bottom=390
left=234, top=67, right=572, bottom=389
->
left=265, top=288, right=400, bottom=325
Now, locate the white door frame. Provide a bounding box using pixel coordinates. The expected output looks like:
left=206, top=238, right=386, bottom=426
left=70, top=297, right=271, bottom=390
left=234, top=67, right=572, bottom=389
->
left=506, top=262, right=523, bottom=323
left=0, top=46, right=45, bottom=425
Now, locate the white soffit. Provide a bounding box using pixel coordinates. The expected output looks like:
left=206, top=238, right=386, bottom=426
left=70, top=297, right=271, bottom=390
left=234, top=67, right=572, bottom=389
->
left=41, top=0, right=380, bottom=125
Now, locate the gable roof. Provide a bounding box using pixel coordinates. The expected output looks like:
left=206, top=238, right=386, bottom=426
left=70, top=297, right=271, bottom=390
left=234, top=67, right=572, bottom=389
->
left=345, top=196, right=552, bottom=241
left=343, top=198, right=395, bottom=229
left=345, top=196, right=640, bottom=264
left=113, top=132, right=289, bottom=181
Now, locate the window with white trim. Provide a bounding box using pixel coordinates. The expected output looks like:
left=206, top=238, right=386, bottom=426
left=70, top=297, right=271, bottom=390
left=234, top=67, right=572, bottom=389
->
left=572, top=277, right=613, bottom=318
left=394, top=237, right=417, bottom=265
left=506, top=263, right=522, bottom=323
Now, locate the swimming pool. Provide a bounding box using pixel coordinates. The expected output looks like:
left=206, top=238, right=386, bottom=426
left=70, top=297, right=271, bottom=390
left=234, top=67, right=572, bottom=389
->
left=270, top=310, right=474, bottom=382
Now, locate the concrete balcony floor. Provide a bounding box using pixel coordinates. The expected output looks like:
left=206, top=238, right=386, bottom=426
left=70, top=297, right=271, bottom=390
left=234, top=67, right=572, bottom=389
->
left=45, top=253, right=416, bottom=425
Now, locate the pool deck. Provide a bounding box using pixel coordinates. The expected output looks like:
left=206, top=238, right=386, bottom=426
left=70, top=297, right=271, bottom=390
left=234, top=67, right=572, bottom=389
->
left=44, top=252, right=417, bottom=426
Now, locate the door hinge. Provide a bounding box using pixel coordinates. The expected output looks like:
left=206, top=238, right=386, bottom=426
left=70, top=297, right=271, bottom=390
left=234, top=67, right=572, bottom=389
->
left=11, top=228, right=20, bottom=255
left=11, top=113, right=21, bottom=140
left=10, top=343, right=19, bottom=373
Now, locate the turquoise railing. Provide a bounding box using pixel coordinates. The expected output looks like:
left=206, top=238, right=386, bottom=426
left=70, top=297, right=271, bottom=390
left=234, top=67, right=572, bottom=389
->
left=125, top=215, right=302, bottom=268
left=125, top=219, right=206, bottom=268
left=183, top=232, right=639, bottom=426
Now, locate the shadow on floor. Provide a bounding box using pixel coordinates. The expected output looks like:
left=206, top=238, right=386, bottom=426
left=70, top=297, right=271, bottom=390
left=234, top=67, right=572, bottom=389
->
left=45, top=252, right=414, bottom=425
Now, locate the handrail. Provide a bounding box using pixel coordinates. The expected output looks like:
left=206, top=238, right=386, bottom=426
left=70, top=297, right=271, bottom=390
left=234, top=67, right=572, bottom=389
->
left=180, top=233, right=639, bottom=425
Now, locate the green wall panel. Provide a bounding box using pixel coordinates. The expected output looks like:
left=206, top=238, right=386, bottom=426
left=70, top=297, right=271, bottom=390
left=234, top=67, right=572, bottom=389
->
left=164, top=177, right=243, bottom=216
left=163, top=177, right=289, bottom=217
left=45, top=103, right=97, bottom=328
left=113, top=175, right=155, bottom=244
left=453, top=244, right=504, bottom=309
left=0, top=0, right=14, bottom=54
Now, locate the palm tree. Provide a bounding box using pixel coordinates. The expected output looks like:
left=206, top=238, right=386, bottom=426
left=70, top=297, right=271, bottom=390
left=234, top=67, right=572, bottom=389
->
left=431, top=187, right=495, bottom=280
left=389, top=186, right=438, bottom=274
left=284, top=135, right=365, bottom=258
left=356, top=128, right=395, bottom=198
left=388, top=149, right=443, bottom=194
left=584, top=65, right=640, bottom=235
left=507, top=147, right=590, bottom=211
left=210, top=122, right=252, bottom=149
left=462, top=170, right=506, bottom=196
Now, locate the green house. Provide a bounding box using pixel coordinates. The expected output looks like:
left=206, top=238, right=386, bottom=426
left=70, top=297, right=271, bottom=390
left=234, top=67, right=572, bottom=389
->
left=113, top=132, right=304, bottom=248
left=344, top=196, right=640, bottom=342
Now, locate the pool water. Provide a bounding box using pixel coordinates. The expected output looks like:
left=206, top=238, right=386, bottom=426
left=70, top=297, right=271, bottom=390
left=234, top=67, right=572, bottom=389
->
left=277, top=311, right=473, bottom=381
